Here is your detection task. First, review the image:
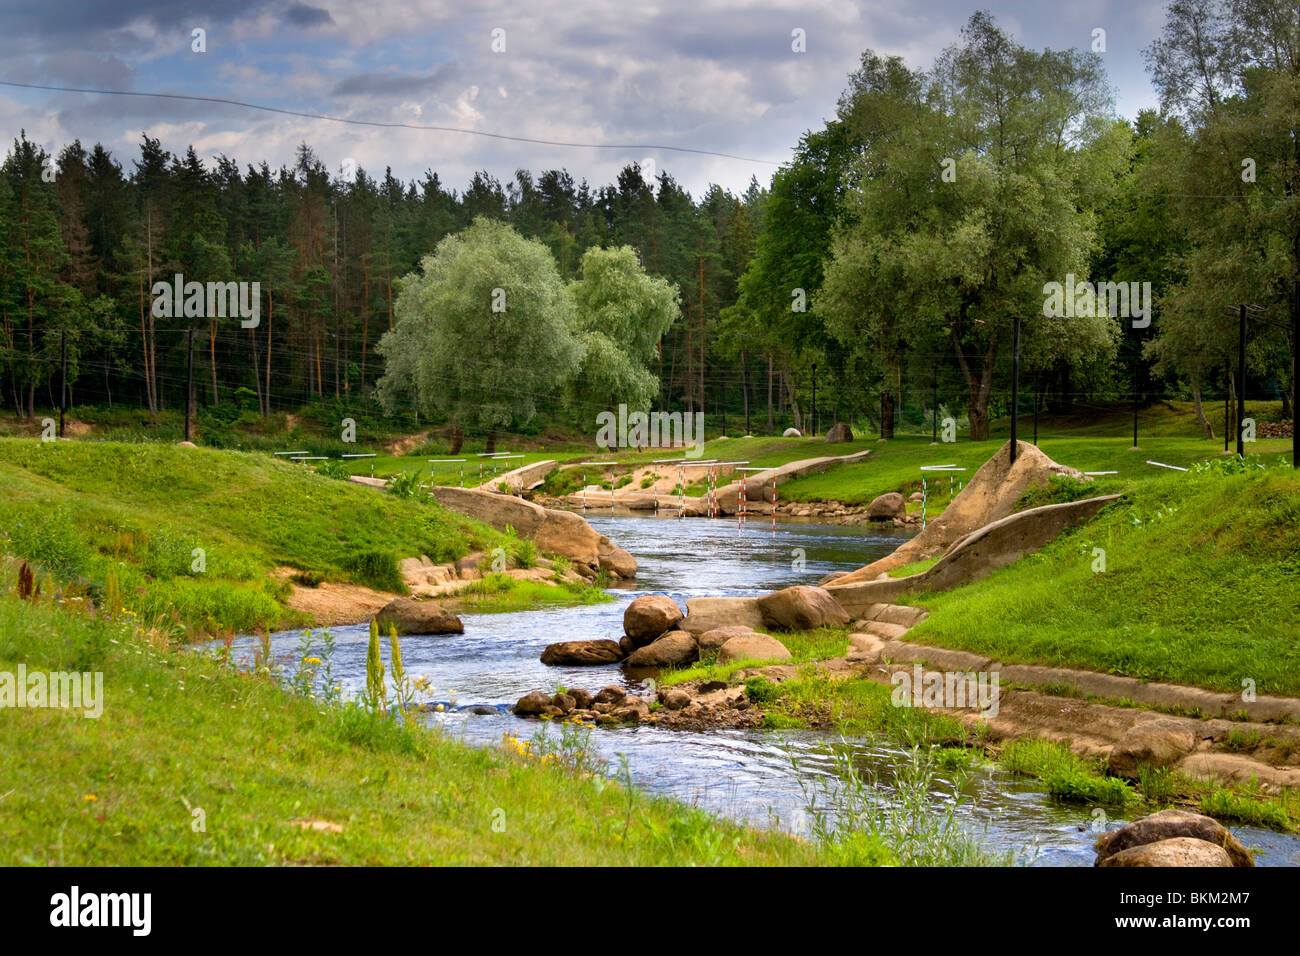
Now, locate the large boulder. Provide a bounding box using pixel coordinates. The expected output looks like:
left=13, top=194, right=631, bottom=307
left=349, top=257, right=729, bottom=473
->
left=1094, top=809, right=1253, bottom=867
left=717, top=633, right=792, bottom=665
left=757, top=585, right=850, bottom=631
left=373, top=597, right=463, bottom=635
left=624, top=630, right=699, bottom=668
left=430, top=486, right=607, bottom=572
left=782, top=427, right=802, bottom=437
left=598, top=536, right=637, bottom=579
left=1107, top=718, right=1199, bottom=778
left=679, top=597, right=767, bottom=635
left=539, top=639, right=625, bottom=666
left=623, top=595, right=684, bottom=645
left=698, top=625, right=761, bottom=654
left=1097, top=837, right=1233, bottom=868
left=825, top=422, right=853, bottom=443
left=867, top=492, right=906, bottom=521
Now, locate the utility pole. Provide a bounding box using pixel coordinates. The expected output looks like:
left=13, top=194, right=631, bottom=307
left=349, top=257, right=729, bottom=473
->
left=185, top=327, right=195, bottom=443
left=1238, top=304, right=1247, bottom=459
left=1010, top=316, right=1020, bottom=464
left=58, top=330, right=67, bottom=438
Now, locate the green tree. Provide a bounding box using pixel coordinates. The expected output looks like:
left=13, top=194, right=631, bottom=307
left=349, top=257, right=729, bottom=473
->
left=375, top=218, right=579, bottom=451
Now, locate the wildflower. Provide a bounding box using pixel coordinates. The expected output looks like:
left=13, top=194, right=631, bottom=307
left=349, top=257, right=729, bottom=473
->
left=83, top=794, right=97, bottom=802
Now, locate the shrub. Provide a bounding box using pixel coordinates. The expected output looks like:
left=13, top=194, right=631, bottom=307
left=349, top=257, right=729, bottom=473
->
left=345, top=550, right=405, bottom=593
left=1016, top=475, right=1096, bottom=511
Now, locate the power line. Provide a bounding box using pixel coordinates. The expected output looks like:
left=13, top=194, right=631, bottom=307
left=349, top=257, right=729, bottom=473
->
left=0, top=80, right=783, bottom=168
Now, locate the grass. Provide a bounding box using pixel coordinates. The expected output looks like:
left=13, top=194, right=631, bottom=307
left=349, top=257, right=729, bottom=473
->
left=905, top=462, right=1300, bottom=696
left=999, top=739, right=1136, bottom=807
left=776, top=401, right=1291, bottom=505
left=0, top=588, right=827, bottom=865
left=0, top=438, right=601, bottom=637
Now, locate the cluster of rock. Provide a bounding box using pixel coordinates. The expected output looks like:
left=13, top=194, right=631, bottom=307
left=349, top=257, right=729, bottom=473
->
left=538, top=586, right=851, bottom=670
left=514, top=677, right=768, bottom=730
left=1094, top=808, right=1253, bottom=867
left=514, top=684, right=652, bottom=725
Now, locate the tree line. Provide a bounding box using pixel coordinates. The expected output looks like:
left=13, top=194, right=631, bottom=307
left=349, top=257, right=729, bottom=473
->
left=1, top=3, right=1295, bottom=442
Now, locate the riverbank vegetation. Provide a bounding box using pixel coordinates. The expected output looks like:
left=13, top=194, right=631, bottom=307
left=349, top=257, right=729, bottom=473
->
left=0, top=438, right=598, bottom=637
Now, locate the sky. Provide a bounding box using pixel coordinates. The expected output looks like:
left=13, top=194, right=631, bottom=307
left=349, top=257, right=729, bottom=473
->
left=0, top=0, right=1173, bottom=198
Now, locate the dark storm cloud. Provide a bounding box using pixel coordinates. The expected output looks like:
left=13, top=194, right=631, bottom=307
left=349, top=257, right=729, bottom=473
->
left=332, top=64, right=461, bottom=98
left=284, top=3, right=334, bottom=28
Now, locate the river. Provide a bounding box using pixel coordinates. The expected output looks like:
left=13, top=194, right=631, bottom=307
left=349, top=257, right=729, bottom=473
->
left=225, top=512, right=1300, bottom=866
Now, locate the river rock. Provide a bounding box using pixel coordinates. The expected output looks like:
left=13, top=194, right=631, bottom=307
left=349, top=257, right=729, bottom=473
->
left=679, top=596, right=766, bottom=635
left=825, top=422, right=853, bottom=443
left=373, top=597, right=464, bottom=635
left=514, top=690, right=552, bottom=716
left=569, top=688, right=593, bottom=709
left=551, top=692, right=575, bottom=714
left=539, top=639, right=625, bottom=666
left=660, top=687, right=691, bottom=710
left=623, top=594, right=684, bottom=645
left=593, top=685, right=627, bottom=706
left=1108, top=718, right=1199, bottom=778
left=758, top=585, right=850, bottom=631
left=610, top=697, right=651, bottom=723
left=598, top=536, right=637, bottom=579
left=867, top=492, right=906, bottom=520
left=1097, top=837, right=1234, bottom=868
left=698, top=625, right=761, bottom=654
left=1093, top=808, right=1252, bottom=867
left=625, top=630, right=699, bottom=668
left=717, top=633, right=792, bottom=665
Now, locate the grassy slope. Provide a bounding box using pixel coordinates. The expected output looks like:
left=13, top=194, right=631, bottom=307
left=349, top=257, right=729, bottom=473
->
left=0, top=438, right=597, bottom=635
left=0, top=592, right=829, bottom=866
left=907, top=465, right=1300, bottom=696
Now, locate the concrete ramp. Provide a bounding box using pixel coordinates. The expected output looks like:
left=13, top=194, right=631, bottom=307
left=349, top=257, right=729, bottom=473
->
left=826, top=494, right=1121, bottom=617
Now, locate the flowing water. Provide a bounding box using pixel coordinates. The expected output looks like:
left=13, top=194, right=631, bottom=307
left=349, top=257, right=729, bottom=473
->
left=225, top=512, right=1300, bottom=866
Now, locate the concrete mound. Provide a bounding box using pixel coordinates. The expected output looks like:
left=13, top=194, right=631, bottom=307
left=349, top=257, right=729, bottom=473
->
left=830, top=440, right=1084, bottom=586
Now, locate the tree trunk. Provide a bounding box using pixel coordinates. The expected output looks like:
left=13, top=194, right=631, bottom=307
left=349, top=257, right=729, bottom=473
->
left=485, top=424, right=497, bottom=455
left=741, top=351, right=750, bottom=435
left=449, top=426, right=464, bottom=455
left=880, top=389, right=895, bottom=439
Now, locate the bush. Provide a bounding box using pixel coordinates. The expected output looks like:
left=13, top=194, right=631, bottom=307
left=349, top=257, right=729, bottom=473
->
left=0, top=503, right=91, bottom=578
left=345, top=550, right=405, bottom=593
left=313, top=458, right=349, bottom=480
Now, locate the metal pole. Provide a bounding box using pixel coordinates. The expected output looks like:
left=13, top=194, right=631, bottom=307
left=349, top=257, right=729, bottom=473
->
left=1238, top=304, right=1247, bottom=458
left=184, top=327, right=194, bottom=442
left=1293, top=281, right=1298, bottom=469
left=1010, top=316, right=1020, bottom=464
left=58, top=330, right=66, bottom=438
